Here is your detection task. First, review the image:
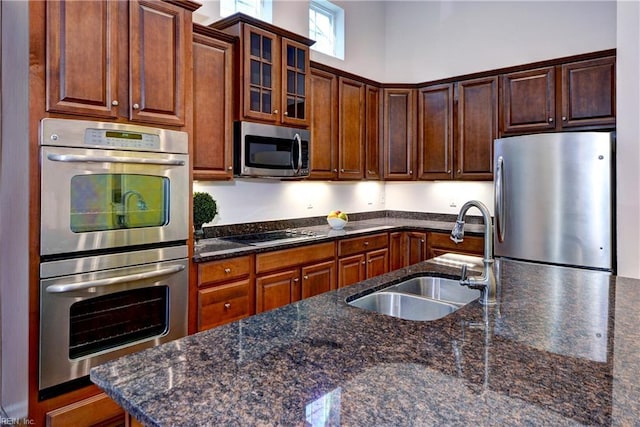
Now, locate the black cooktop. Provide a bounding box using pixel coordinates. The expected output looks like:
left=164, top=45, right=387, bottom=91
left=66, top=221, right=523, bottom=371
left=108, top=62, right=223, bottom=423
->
left=220, top=229, right=325, bottom=246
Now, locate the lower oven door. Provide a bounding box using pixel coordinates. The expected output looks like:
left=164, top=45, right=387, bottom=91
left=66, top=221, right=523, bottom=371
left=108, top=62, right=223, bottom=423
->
left=39, top=246, right=188, bottom=397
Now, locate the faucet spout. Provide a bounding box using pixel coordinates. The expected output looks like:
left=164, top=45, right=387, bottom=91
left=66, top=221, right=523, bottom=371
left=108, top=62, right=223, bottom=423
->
left=450, top=200, right=497, bottom=305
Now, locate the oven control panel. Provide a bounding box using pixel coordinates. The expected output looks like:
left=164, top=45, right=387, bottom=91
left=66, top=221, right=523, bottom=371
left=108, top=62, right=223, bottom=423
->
left=85, top=129, right=161, bottom=150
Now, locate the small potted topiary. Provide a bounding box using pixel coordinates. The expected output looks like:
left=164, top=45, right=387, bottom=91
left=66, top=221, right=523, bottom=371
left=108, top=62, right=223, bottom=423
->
left=193, top=192, right=217, bottom=242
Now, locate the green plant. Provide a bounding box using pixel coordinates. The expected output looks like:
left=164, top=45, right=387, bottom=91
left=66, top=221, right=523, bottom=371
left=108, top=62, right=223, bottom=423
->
left=193, top=192, right=217, bottom=228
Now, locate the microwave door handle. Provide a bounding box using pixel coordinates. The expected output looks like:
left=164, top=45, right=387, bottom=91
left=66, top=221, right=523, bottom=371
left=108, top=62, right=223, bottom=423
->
left=47, top=153, right=186, bottom=166
left=293, top=133, right=302, bottom=175
left=45, top=265, right=185, bottom=294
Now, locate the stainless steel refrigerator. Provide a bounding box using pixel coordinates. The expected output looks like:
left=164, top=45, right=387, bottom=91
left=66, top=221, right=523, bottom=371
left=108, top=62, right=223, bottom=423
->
left=494, top=131, right=615, bottom=272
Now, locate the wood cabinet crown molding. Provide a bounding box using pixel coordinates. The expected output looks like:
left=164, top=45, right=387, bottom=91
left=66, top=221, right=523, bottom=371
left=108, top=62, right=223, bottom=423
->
left=209, top=12, right=315, bottom=46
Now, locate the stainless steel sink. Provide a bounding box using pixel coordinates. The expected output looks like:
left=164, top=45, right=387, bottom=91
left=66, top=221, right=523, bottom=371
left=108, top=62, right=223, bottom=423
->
left=388, top=276, right=480, bottom=306
left=348, top=275, right=480, bottom=321
left=348, top=292, right=458, bottom=321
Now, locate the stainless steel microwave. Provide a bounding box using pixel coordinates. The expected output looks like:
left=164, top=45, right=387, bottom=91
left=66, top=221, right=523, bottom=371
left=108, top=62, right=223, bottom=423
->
left=234, top=121, right=310, bottom=178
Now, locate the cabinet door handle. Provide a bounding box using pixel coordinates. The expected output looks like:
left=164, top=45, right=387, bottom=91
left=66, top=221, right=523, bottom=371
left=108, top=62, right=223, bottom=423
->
left=227, top=166, right=233, bottom=170
left=361, top=261, right=366, bottom=265
left=274, top=109, right=279, bottom=114
left=457, top=169, right=461, bottom=174
left=421, top=239, right=425, bottom=243
left=224, top=302, right=231, bottom=310
left=111, top=100, right=119, bottom=106
left=224, top=268, right=231, bottom=274
left=132, top=103, right=140, bottom=110
left=333, top=168, right=338, bottom=173
left=447, top=169, right=451, bottom=174
left=293, top=278, right=299, bottom=282
left=408, top=170, right=413, bottom=174
left=340, top=168, right=345, bottom=172
left=548, top=117, right=554, bottom=123
left=562, top=116, right=567, bottom=121
left=303, top=275, right=309, bottom=280
left=284, top=111, right=289, bottom=116
left=368, top=260, right=373, bottom=263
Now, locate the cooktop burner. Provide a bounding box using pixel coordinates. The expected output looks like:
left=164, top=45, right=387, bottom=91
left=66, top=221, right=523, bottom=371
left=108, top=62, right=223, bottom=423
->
left=220, top=229, right=326, bottom=246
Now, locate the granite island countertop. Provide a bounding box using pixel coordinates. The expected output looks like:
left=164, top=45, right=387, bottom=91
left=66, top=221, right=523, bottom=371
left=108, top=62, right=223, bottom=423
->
left=91, top=258, right=640, bottom=426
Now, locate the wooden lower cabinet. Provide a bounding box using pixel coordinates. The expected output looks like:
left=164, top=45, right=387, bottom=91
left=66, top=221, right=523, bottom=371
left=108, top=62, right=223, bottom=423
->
left=197, top=255, right=254, bottom=331
left=388, top=231, right=404, bottom=271
left=406, top=231, right=427, bottom=266
left=256, top=269, right=300, bottom=313
left=198, top=278, right=252, bottom=330
left=45, top=393, right=124, bottom=427
left=255, top=242, right=336, bottom=313
left=427, top=231, right=484, bottom=259
left=337, top=233, right=389, bottom=288
left=301, top=260, right=336, bottom=299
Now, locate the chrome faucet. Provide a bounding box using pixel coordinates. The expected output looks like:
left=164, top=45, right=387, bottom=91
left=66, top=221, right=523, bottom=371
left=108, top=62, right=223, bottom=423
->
left=450, top=200, right=496, bottom=305
left=118, top=190, right=148, bottom=227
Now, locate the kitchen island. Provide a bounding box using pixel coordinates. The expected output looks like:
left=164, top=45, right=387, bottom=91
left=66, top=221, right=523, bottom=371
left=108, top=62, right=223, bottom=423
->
left=91, top=257, right=640, bottom=426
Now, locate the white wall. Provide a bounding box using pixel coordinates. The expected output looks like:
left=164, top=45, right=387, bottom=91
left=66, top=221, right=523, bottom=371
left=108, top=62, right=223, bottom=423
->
left=383, top=1, right=616, bottom=82
left=615, top=0, right=640, bottom=279
left=0, top=0, right=29, bottom=418
left=193, top=1, right=388, bottom=81
left=193, top=180, right=385, bottom=225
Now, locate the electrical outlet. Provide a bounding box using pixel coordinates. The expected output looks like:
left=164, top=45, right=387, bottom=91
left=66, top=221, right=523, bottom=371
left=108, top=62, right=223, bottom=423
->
left=449, top=201, right=457, bottom=208
left=307, top=203, right=313, bottom=210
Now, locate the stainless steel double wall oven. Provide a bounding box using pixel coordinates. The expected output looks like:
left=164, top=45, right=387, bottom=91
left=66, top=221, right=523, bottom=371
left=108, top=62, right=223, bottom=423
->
left=38, top=119, right=189, bottom=398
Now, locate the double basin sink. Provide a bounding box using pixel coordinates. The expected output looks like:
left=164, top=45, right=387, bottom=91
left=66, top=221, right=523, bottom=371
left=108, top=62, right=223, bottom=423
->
left=348, top=276, right=480, bottom=321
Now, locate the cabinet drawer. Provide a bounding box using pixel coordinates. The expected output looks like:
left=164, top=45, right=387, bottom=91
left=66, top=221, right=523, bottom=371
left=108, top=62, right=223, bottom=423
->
left=45, top=393, right=124, bottom=427
left=338, top=233, right=388, bottom=257
left=256, top=242, right=335, bottom=274
left=198, top=255, right=252, bottom=286
left=198, top=279, right=252, bottom=331
left=428, top=232, right=483, bottom=256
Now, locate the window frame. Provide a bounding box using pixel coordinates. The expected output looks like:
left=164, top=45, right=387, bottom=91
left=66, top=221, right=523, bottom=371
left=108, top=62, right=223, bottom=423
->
left=309, top=0, right=344, bottom=60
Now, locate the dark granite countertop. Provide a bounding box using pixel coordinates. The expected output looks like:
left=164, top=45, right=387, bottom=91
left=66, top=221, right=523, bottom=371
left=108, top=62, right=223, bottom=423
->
left=194, top=217, right=486, bottom=262
left=91, top=258, right=640, bottom=426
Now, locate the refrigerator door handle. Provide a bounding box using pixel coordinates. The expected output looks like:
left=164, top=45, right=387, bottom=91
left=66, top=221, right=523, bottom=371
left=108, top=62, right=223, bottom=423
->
left=496, top=155, right=505, bottom=242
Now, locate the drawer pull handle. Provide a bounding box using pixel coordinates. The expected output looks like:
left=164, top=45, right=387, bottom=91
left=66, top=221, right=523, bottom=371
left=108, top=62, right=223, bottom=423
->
left=224, top=302, right=231, bottom=310
left=224, top=268, right=231, bottom=274
left=293, top=278, right=299, bottom=282
left=364, top=241, right=369, bottom=246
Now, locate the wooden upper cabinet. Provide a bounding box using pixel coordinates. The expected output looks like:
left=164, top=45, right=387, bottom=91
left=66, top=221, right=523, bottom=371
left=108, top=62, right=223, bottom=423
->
left=418, top=83, right=454, bottom=180
left=383, top=88, right=417, bottom=180
left=338, top=77, right=366, bottom=179
left=501, top=56, right=615, bottom=134
left=242, top=24, right=280, bottom=123
left=501, top=67, right=556, bottom=134
left=46, top=0, right=190, bottom=126
left=561, top=56, right=616, bottom=128
left=281, top=38, right=310, bottom=126
left=365, top=85, right=382, bottom=179
left=129, top=0, right=189, bottom=126
left=46, top=0, right=119, bottom=118
left=309, top=68, right=338, bottom=179
left=456, top=76, right=498, bottom=180
left=211, top=14, right=314, bottom=126
left=192, top=26, right=235, bottom=180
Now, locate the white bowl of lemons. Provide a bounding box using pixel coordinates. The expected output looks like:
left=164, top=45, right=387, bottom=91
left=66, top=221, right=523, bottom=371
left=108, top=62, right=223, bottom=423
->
left=327, top=210, right=348, bottom=229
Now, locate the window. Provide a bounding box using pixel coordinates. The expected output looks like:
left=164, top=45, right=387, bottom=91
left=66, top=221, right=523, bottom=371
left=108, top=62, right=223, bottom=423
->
left=220, top=0, right=272, bottom=23
left=309, top=0, right=344, bottom=60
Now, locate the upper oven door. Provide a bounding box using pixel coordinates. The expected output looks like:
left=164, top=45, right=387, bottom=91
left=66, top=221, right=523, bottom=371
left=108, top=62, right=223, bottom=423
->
left=40, top=146, right=189, bottom=256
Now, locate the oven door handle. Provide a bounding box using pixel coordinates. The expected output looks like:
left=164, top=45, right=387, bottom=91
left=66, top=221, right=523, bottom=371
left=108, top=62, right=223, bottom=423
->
left=47, top=153, right=186, bottom=166
left=45, top=265, right=185, bottom=294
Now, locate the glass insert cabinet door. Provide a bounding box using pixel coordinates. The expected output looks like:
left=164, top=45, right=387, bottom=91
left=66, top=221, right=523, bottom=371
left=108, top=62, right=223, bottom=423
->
left=244, top=25, right=279, bottom=121
left=282, top=38, right=309, bottom=125
left=241, top=24, right=310, bottom=126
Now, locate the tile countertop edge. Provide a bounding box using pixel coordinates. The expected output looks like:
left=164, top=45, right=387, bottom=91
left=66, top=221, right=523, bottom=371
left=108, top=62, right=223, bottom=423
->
left=90, top=258, right=640, bottom=426
left=193, top=218, right=485, bottom=262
